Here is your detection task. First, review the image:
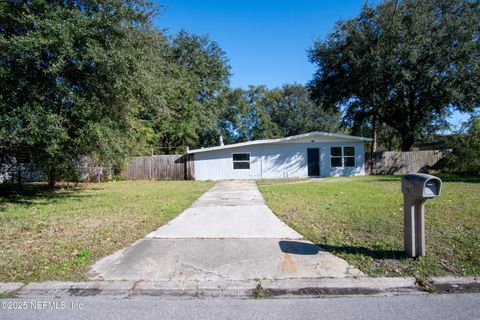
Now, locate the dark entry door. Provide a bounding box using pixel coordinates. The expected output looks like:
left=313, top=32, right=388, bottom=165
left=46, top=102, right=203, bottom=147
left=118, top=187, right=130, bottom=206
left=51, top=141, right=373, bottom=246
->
left=307, top=148, right=320, bottom=176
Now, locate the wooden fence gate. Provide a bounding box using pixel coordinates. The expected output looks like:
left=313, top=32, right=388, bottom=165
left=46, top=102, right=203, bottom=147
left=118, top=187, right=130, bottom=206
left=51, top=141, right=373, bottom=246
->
left=365, top=150, right=445, bottom=175
left=123, top=154, right=194, bottom=180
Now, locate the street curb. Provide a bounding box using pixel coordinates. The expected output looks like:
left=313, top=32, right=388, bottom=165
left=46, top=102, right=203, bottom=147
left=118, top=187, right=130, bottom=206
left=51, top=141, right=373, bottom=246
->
left=2, top=278, right=420, bottom=299
left=1, top=277, right=479, bottom=299
left=260, top=277, right=422, bottom=297
left=11, top=280, right=257, bottom=299
left=130, top=280, right=257, bottom=298
left=17, top=281, right=135, bottom=298
left=430, top=277, right=480, bottom=294
left=0, top=283, right=24, bottom=296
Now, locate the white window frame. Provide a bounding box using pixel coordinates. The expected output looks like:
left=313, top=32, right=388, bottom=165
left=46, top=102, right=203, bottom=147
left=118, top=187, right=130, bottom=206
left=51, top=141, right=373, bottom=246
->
left=330, top=146, right=356, bottom=168
left=232, top=152, right=251, bottom=170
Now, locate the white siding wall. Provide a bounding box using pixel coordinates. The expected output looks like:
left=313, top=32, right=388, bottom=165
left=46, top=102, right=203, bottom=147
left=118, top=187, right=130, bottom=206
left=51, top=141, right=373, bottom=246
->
left=193, top=142, right=365, bottom=180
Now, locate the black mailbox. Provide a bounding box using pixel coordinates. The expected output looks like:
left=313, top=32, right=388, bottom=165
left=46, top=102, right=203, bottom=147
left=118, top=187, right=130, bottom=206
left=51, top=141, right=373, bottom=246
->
left=402, top=173, right=442, bottom=199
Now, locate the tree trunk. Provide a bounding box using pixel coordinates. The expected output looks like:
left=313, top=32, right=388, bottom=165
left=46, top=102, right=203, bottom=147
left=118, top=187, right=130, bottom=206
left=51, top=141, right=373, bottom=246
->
left=387, top=136, right=393, bottom=151
left=48, top=167, right=56, bottom=189
left=401, top=133, right=415, bottom=151
left=369, top=114, right=378, bottom=175
left=16, top=166, right=22, bottom=185
left=371, top=115, right=378, bottom=152
left=402, top=89, right=417, bottom=151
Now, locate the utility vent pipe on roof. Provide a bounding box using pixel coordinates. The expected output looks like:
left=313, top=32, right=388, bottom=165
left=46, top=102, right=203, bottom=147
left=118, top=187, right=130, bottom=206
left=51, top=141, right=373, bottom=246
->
left=219, top=135, right=224, bottom=146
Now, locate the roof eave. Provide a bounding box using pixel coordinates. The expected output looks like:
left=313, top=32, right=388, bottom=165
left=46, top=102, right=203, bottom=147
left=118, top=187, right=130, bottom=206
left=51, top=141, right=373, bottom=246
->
left=187, top=132, right=373, bottom=154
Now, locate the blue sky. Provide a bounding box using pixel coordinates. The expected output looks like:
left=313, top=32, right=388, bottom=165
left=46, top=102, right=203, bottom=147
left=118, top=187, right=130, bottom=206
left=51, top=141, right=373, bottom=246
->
left=154, top=0, right=471, bottom=130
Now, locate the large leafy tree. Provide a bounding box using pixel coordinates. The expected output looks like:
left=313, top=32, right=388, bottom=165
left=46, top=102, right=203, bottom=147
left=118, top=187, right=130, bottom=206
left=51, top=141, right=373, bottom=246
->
left=268, top=84, right=341, bottom=137
left=1, top=0, right=231, bottom=186
left=150, top=31, right=231, bottom=150
left=0, top=0, right=160, bottom=186
left=219, top=84, right=341, bottom=144
left=219, top=86, right=280, bottom=143
left=309, top=0, right=479, bottom=151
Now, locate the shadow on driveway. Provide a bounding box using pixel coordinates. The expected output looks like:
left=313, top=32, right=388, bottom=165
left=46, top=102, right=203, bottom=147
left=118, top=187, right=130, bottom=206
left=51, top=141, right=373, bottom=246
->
left=278, top=240, right=321, bottom=255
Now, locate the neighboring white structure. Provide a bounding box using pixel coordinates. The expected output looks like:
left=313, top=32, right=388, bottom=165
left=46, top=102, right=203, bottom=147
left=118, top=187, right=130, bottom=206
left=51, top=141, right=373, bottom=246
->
left=188, top=132, right=373, bottom=181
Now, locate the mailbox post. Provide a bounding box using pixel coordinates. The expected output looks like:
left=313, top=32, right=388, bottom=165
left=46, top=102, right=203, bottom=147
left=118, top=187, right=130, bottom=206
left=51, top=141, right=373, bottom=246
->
left=401, top=173, right=442, bottom=257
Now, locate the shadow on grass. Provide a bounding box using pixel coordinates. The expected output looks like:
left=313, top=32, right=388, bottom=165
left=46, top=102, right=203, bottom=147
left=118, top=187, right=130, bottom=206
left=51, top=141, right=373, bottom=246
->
left=435, top=173, right=480, bottom=184
left=317, top=243, right=407, bottom=260
left=279, top=240, right=406, bottom=260
left=0, top=183, right=98, bottom=211
left=363, top=174, right=480, bottom=184
left=364, top=176, right=402, bottom=182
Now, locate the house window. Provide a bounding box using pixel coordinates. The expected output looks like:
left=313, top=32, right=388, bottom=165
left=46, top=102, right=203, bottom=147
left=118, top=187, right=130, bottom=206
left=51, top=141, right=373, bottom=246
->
left=330, top=147, right=356, bottom=168
left=233, top=153, right=250, bottom=169
left=330, top=147, right=343, bottom=167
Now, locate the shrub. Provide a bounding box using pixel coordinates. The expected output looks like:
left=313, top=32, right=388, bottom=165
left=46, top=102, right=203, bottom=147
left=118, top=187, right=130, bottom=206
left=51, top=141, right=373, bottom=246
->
left=445, top=117, right=480, bottom=175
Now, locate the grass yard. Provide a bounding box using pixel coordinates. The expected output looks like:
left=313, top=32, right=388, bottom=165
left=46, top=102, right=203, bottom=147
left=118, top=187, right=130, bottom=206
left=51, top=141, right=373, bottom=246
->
left=258, top=175, right=480, bottom=279
left=256, top=178, right=310, bottom=186
left=0, top=180, right=214, bottom=283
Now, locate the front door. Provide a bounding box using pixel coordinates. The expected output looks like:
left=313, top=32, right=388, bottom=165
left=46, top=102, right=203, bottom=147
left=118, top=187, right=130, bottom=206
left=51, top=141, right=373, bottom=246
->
left=307, top=148, right=320, bottom=176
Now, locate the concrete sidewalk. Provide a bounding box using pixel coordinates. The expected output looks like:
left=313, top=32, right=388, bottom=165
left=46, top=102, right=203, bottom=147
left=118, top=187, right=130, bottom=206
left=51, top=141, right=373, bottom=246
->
left=89, top=180, right=362, bottom=281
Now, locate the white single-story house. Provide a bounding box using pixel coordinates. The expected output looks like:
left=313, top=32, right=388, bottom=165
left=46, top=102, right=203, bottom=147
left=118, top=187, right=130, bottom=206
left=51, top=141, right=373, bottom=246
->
left=187, top=132, right=373, bottom=181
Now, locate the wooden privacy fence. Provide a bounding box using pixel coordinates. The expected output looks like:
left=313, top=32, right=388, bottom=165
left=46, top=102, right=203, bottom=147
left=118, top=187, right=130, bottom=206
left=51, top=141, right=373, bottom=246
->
left=123, top=155, right=194, bottom=180
left=366, top=150, right=445, bottom=175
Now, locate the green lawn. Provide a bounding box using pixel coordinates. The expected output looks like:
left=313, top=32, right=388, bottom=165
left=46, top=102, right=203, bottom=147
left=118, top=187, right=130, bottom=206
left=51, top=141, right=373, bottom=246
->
left=0, top=180, right=214, bottom=283
left=256, top=178, right=309, bottom=186
left=258, top=176, right=480, bottom=279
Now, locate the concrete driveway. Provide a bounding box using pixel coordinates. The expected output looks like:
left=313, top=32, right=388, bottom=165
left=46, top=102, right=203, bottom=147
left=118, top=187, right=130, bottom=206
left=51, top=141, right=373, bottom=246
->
left=90, top=180, right=362, bottom=281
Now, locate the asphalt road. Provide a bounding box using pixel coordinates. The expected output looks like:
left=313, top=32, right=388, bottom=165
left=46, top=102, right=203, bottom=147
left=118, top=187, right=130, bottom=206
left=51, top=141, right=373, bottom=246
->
left=1, top=293, right=479, bottom=320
